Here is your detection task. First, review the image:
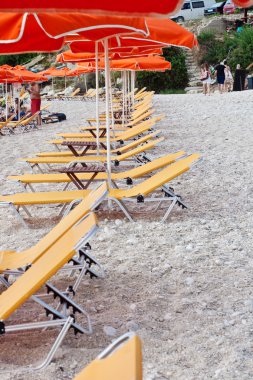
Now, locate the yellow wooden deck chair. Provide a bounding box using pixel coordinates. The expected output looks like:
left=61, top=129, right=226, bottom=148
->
left=82, top=109, right=155, bottom=131
left=0, top=184, right=107, bottom=270
left=9, top=152, right=186, bottom=192
left=21, top=138, right=164, bottom=172
left=39, top=130, right=160, bottom=157
left=108, top=154, right=201, bottom=222
left=74, top=333, right=142, bottom=380
left=0, top=115, right=16, bottom=135
left=56, top=116, right=162, bottom=141
left=0, top=212, right=98, bottom=370
left=7, top=111, right=40, bottom=133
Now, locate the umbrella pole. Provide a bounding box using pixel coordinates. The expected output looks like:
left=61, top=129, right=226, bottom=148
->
left=84, top=74, right=88, bottom=94
left=104, top=38, right=112, bottom=188
left=131, top=71, right=135, bottom=109
left=95, top=41, right=100, bottom=155
left=5, top=80, right=7, bottom=121
left=109, top=67, right=115, bottom=138
left=122, top=71, right=125, bottom=128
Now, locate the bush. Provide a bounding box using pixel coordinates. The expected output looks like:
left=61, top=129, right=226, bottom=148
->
left=136, top=47, right=188, bottom=92
left=198, top=27, right=253, bottom=71
left=0, top=53, right=37, bottom=67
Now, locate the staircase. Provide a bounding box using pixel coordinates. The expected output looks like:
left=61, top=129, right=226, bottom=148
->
left=184, top=49, right=202, bottom=93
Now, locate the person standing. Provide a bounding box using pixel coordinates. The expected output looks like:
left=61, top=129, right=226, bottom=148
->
left=215, top=61, right=226, bottom=94
left=224, top=60, right=233, bottom=92
left=29, top=82, right=41, bottom=126
left=200, top=63, right=211, bottom=95
left=233, top=64, right=246, bottom=91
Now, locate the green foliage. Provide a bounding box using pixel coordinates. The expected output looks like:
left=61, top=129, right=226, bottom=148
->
left=136, top=47, right=189, bottom=92
left=0, top=53, right=37, bottom=67
left=198, top=27, right=253, bottom=71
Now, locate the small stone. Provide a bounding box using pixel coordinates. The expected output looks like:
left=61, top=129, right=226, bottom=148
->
left=115, top=219, right=123, bottom=226
left=103, top=326, right=117, bottom=337
left=185, top=277, right=194, bottom=286
left=126, top=320, right=139, bottom=332
left=185, top=244, right=193, bottom=251
left=129, top=303, right=137, bottom=311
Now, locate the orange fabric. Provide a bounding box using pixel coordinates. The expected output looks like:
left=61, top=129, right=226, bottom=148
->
left=233, top=0, right=253, bottom=5
left=10, top=66, right=47, bottom=82
left=0, top=68, right=16, bottom=81
left=71, top=18, right=197, bottom=53
left=0, top=13, right=64, bottom=54
left=39, top=67, right=71, bottom=77
left=0, top=1, right=184, bottom=16
left=101, top=56, right=171, bottom=71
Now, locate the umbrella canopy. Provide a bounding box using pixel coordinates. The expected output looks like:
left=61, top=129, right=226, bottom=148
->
left=0, top=1, right=184, bottom=16
left=70, top=18, right=198, bottom=53
left=0, top=13, right=148, bottom=52
left=10, top=65, right=47, bottom=82
left=39, top=67, right=72, bottom=77
left=0, top=68, right=17, bottom=81
left=57, top=47, right=163, bottom=63
left=101, top=56, right=171, bottom=71
left=233, top=0, right=253, bottom=6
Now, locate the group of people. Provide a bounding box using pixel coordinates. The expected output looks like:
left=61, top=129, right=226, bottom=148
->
left=200, top=61, right=233, bottom=95
left=0, top=82, right=41, bottom=125
left=200, top=61, right=246, bottom=95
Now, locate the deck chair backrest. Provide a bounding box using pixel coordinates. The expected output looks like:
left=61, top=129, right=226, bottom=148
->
left=0, top=213, right=98, bottom=321
left=18, top=183, right=107, bottom=265
left=74, top=333, right=142, bottom=380
left=119, top=154, right=200, bottom=197
left=0, top=115, right=15, bottom=129
left=71, top=88, right=80, bottom=97
left=115, top=116, right=162, bottom=142
left=114, top=137, right=164, bottom=161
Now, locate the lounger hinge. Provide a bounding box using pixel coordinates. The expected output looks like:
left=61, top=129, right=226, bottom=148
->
left=45, top=283, right=83, bottom=314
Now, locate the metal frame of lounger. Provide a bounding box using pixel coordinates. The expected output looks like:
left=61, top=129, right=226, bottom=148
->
left=22, top=137, right=164, bottom=174
left=0, top=213, right=98, bottom=371
left=0, top=182, right=108, bottom=227
left=8, top=151, right=186, bottom=194
left=108, top=155, right=201, bottom=223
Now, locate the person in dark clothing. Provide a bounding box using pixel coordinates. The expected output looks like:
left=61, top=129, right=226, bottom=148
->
left=233, top=64, right=246, bottom=91
left=215, top=62, right=226, bottom=93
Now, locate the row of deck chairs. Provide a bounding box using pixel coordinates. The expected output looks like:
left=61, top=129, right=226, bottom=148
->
left=43, top=87, right=104, bottom=102
left=0, top=88, right=201, bottom=373
left=1, top=89, right=200, bottom=225
left=0, top=105, right=50, bottom=135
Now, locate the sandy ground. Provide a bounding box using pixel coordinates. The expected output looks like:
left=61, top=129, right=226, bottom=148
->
left=0, top=91, right=252, bottom=379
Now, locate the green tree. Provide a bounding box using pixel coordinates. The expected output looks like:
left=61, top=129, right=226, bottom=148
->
left=136, top=47, right=188, bottom=92
left=0, top=54, right=37, bottom=67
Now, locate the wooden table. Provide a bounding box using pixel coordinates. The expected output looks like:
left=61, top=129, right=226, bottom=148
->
left=59, top=164, right=106, bottom=189
left=61, top=140, right=98, bottom=156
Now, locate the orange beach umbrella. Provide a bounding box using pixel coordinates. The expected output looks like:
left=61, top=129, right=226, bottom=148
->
left=0, top=1, right=185, bottom=16
left=233, top=0, right=253, bottom=6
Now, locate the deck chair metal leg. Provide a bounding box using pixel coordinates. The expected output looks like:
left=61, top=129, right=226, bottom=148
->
left=161, top=197, right=178, bottom=223
left=0, top=202, right=27, bottom=227
left=109, top=197, right=134, bottom=222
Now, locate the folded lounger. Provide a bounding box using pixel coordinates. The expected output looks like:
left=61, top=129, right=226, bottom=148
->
left=74, top=333, right=142, bottom=380
left=9, top=151, right=186, bottom=192
left=0, top=183, right=107, bottom=273
left=1, top=155, right=200, bottom=224
left=21, top=138, right=164, bottom=173
left=0, top=212, right=98, bottom=370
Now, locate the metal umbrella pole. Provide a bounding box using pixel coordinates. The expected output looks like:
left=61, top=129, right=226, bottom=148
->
left=5, top=80, right=8, bottom=121
left=95, top=41, right=100, bottom=155
left=104, top=38, right=112, bottom=187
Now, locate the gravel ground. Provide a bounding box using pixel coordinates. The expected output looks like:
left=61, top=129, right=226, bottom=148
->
left=0, top=91, right=252, bottom=379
